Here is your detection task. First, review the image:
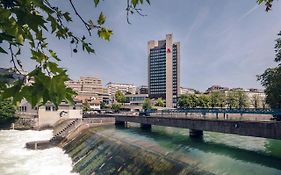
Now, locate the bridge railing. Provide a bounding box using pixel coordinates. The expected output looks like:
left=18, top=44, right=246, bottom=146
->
left=160, top=108, right=281, bottom=115
left=141, top=108, right=281, bottom=121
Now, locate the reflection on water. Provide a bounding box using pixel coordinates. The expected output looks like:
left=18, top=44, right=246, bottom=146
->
left=108, top=124, right=281, bottom=175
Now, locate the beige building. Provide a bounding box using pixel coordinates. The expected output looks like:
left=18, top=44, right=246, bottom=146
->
left=148, top=34, right=180, bottom=108
left=66, top=76, right=108, bottom=103
left=106, top=82, right=137, bottom=97
left=244, top=88, right=266, bottom=108
left=66, top=76, right=104, bottom=94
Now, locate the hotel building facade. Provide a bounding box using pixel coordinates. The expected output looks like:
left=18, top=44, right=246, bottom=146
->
left=148, top=34, right=180, bottom=108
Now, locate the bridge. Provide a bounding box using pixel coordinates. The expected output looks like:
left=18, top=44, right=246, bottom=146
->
left=100, top=108, right=281, bottom=140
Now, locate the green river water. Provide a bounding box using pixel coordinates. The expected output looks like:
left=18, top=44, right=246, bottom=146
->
left=63, top=124, right=281, bottom=175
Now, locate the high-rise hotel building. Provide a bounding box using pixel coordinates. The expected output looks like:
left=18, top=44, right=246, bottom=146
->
left=148, top=34, right=180, bottom=108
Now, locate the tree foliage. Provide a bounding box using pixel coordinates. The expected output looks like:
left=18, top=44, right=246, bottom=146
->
left=155, top=97, right=165, bottom=107
left=226, top=90, right=249, bottom=109
left=178, top=91, right=249, bottom=109
left=251, top=94, right=263, bottom=108
left=115, top=90, right=126, bottom=103
left=257, top=0, right=274, bottom=11
left=210, top=91, right=225, bottom=107
left=82, top=100, right=90, bottom=112
left=111, top=103, right=121, bottom=111
left=0, top=95, right=16, bottom=124
left=196, top=94, right=210, bottom=108
left=100, top=101, right=108, bottom=109
left=178, top=94, right=197, bottom=108
left=258, top=32, right=281, bottom=108
left=178, top=94, right=210, bottom=108
left=0, top=0, right=149, bottom=107
left=142, top=98, right=152, bottom=110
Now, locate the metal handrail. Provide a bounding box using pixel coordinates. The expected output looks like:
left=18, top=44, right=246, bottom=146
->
left=145, top=108, right=281, bottom=115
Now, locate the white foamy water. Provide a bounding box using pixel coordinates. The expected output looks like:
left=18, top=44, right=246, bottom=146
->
left=0, top=129, right=77, bottom=175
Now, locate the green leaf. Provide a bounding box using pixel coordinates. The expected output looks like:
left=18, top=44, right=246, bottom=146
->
left=49, top=49, right=61, bottom=61
left=16, top=34, right=24, bottom=44
left=94, top=0, right=100, bottom=7
left=63, top=12, right=72, bottom=22
left=97, top=12, right=106, bottom=25
left=31, top=50, right=48, bottom=63
left=82, top=42, right=95, bottom=53
left=0, top=47, right=8, bottom=54
left=257, top=0, right=264, bottom=4
left=132, top=0, right=139, bottom=7
left=97, top=28, right=113, bottom=41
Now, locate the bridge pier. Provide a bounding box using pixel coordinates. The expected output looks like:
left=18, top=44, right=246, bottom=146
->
left=115, top=121, right=126, bottom=127
left=140, top=123, right=151, bottom=130
left=189, top=129, right=203, bottom=138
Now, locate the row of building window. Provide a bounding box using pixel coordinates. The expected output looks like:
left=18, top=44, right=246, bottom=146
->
left=151, top=92, right=166, bottom=94
left=150, top=61, right=166, bottom=65
left=150, top=74, right=166, bottom=78
left=150, top=89, right=166, bottom=91
left=150, top=58, right=165, bottom=61
left=150, top=53, right=166, bottom=57
left=150, top=71, right=166, bottom=75
left=150, top=82, right=166, bottom=85
left=45, top=106, right=57, bottom=111
left=150, top=84, right=166, bottom=87
left=150, top=48, right=166, bottom=52
left=150, top=66, right=166, bottom=70
left=150, top=78, right=166, bottom=81
left=19, top=106, right=27, bottom=112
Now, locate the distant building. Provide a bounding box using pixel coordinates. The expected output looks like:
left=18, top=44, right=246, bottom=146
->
left=106, top=82, right=137, bottom=97
left=180, top=87, right=196, bottom=95
left=244, top=88, right=266, bottom=108
left=37, top=101, right=82, bottom=127
left=125, top=94, right=149, bottom=106
left=16, top=100, right=82, bottom=128
left=137, top=85, right=148, bottom=94
left=66, top=76, right=108, bottom=103
left=148, top=34, right=180, bottom=108
left=65, top=76, right=104, bottom=94
left=206, top=85, right=229, bottom=93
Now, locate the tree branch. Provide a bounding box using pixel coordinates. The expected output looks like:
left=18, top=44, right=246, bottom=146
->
left=9, top=44, right=22, bottom=75
left=68, top=0, right=92, bottom=36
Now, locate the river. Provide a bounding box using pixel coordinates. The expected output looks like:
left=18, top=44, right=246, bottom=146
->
left=1, top=125, right=281, bottom=175
left=0, top=129, right=77, bottom=175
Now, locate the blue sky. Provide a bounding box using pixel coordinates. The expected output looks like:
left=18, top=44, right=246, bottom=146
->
left=1, top=0, right=281, bottom=91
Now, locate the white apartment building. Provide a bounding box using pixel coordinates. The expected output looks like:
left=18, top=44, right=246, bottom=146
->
left=106, top=82, right=137, bottom=97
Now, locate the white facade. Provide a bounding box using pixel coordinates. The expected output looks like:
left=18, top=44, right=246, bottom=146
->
left=38, top=105, right=82, bottom=127
left=107, top=82, right=137, bottom=97
left=17, top=100, right=83, bottom=128
left=180, top=87, right=196, bottom=95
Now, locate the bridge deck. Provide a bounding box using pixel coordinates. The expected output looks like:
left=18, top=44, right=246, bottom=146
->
left=114, top=115, right=281, bottom=140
